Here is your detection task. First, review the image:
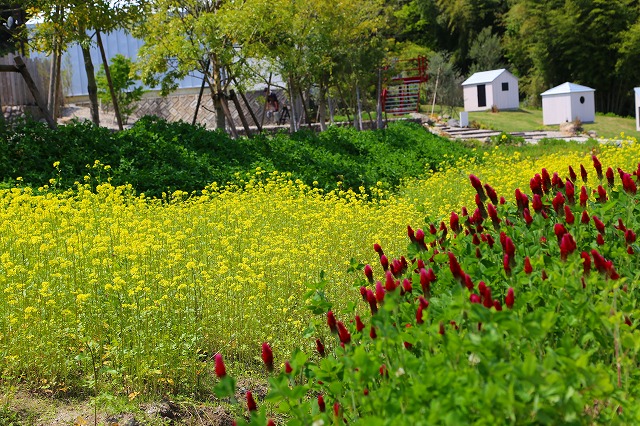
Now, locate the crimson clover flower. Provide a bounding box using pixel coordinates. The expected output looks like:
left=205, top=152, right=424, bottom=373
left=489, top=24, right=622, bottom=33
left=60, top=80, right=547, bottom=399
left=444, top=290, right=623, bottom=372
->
left=523, top=208, right=533, bottom=225
left=355, top=315, right=365, bottom=332
left=581, top=251, right=591, bottom=275
left=375, top=281, right=385, bottom=303
left=214, top=353, right=226, bottom=378
left=592, top=155, right=603, bottom=180
left=407, top=225, right=416, bottom=242
left=596, top=185, right=608, bottom=203
left=530, top=175, right=543, bottom=196
left=385, top=270, right=396, bottom=292
left=402, top=278, right=412, bottom=294
left=560, top=233, right=577, bottom=261
left=581, top=210, right=590, bottom=224
left=580, top=186, right=589, bottom=207
left=564, top=205, right=575, bottom=225
left=337, top=321, right=351, bottom=344
left=552, top=192, right=565, bottom=213
left=554, top=223, right=567, bottom=242
left=541, top=168, right=552, bottom=193
left=450, top=211, right=461, bottom=233
left=484, top=183, right=498, bottom=204
left=284, top=361, right=293, bottom=374
left=568, top=165, right=577, bottom=182
left=364, top=264, right=374, bottom=283
left=625, top=229, right=637, bottom=244
left=622, top=173, right=637, bottom=194
left=506, top=287, right=515, bottom=309
left=524, top=256, right=533, bottom=274
left=580, top=164, right=588, bottom=182
left=327, top=311, right=338, bottom=333
left=316, top=339, right=325, bottom=357
left=318, top=394, right=326, bottom=412
left=366, top=289, right=378, bottom=315
left=552, top=172, right=564, bottom=189
left=246, top=391, right=257, bottom=412
left=565, top=179, right=575, bottom=204
left=469, top=174, right=486, bottom=201
left=380, top=254, right=389, bottom=271
left=593, top=216, right=605, bottom=233
left=419, top=268, right=430, bottom=295
left=261, top=342, right=274, bottom=372
left=532, top=193, right=543, bottom=213
left=606, top=167, right=615, bottom=187
left=416, top=305, right=425, bottom=324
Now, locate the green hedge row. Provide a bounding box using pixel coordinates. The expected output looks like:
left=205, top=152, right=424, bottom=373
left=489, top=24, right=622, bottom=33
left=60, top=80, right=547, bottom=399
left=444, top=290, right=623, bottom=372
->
left=0, top=117, right=472, bottom=198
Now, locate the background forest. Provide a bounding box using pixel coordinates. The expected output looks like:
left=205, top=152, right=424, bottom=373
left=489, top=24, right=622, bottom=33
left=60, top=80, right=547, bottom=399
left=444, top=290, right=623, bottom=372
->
left=2, top=0, right=640, bottom=122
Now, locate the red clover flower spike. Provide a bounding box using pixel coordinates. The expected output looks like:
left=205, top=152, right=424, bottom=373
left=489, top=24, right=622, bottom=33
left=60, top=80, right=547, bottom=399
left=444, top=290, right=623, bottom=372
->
left=246, top=391, right=257, bottom=412
left=214, top=353, right=226, bottom=378
left=337, top=321, right=351, bottom=345
left=327, top=311, right=338, bottom=333
left=592, top=155, right=603, bottom=180
left=261, top=342, right=274, bottom=372
left=506, top=288, right=515, bottom=309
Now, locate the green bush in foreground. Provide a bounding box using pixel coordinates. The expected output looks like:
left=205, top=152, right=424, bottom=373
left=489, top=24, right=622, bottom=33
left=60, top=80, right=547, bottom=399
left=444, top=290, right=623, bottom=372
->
left=0, top=118, right=472, bottom=197
left=219, top=156, right=640, bottom=425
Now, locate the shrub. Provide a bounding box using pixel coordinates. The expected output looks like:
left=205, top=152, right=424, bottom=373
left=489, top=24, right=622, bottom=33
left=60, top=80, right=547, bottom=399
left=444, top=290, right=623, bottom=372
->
left=223, top=155, right=640, bottom=424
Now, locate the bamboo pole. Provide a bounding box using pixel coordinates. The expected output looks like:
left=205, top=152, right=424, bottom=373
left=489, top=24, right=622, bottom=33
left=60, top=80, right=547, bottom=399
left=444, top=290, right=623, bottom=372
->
left=96, top=30, right=123, bottom=130
left=14, top=56, right=56, bottom=129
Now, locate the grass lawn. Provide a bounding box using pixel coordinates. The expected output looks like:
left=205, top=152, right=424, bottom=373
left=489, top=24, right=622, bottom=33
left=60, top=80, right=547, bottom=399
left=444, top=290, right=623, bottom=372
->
left=467, top=107, right=640, bottom=139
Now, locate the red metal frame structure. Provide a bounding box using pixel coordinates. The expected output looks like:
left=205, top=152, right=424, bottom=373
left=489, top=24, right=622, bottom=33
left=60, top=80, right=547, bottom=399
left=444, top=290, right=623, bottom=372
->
left=381, top=56, right=428, bottom=115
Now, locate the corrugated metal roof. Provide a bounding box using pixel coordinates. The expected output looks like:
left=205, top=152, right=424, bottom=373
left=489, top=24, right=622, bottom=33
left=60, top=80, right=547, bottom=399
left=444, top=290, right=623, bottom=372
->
left=462, top=69, right=511, bottom=86
left=541, top=82, right=595, bottom=96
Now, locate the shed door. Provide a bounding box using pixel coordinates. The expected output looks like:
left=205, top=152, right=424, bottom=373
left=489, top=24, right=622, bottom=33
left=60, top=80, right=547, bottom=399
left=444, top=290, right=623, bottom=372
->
left=477, top=85, right=486, bottom=107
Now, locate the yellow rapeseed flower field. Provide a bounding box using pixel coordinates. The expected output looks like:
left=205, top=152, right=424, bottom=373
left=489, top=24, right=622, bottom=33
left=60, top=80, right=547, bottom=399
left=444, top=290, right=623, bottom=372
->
left=1, top=139, right=639, bottom=396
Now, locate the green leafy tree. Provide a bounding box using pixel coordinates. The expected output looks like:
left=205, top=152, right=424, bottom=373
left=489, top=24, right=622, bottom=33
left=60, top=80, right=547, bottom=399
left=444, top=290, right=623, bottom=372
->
left=468, top=26, right=504, bottom=73
left=25, top=0, right=146, bottom=127
left=503, top=0, right=640, bottom=114
left=133, top=0, right=255, bottom=134
left=96, top=54, right=145, bottom=125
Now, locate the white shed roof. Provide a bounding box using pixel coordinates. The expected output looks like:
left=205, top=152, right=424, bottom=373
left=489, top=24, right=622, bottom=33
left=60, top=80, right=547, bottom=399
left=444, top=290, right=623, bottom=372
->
left=541, top=82, right=594, bottom=96
left=462, top=69, right=512, bottom=86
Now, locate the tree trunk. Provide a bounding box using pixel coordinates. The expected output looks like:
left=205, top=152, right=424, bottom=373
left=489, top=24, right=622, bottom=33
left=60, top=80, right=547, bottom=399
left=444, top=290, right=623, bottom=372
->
left=96, top=30, right=123, bottom=130
left=47, top=5, right=61, bottom=117
left=376, top=68, right=383, bottom=130
left=288, top=76, right=298, bottom=133
left=260, top=73, right=272, bottom=129
left=318, top=81, right=327, bottom=131
left=230, top=90, right=251, bottom=137
left=0, top=81, right=4, bottom=125
left=81, top=43, right=100, bottom=126
left=356, top=85, right=363, bottom=131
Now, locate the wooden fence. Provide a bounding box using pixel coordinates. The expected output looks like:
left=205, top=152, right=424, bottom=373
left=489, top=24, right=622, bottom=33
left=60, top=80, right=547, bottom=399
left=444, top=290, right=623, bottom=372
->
left=0, top=53, right=49, bottom=113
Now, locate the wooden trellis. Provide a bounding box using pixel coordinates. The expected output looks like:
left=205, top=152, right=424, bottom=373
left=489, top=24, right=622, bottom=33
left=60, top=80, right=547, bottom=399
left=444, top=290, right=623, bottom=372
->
left=0, top=55, right=56, bottom=128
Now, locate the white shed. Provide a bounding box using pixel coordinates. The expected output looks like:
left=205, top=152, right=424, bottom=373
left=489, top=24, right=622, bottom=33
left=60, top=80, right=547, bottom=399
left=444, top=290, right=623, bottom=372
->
left=461, top=69, right=519, bottom=112
left=540, top=82, right=595, bottom=125
left=635, top=87, right=640, bottom=131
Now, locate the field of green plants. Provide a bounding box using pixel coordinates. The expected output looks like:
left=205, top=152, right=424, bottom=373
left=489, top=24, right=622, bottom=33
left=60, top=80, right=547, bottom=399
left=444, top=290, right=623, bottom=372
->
left=2, top=119, right=640, bottom=424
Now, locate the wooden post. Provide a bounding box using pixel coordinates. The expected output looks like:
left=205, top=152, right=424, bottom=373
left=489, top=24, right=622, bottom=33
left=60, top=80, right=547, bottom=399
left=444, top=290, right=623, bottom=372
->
left=230, top=77, right=261, bottom=132
left=14, top=57, right=56, bottom=129
left=260, top=73, right=272, bottom=128
left=96, top=30, right=124, bottom=130
left=0, top=85, right=4, bottom=125
left=219, top=93, right=238, bottom=138
left=229, top=90, right=251, bottom=137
